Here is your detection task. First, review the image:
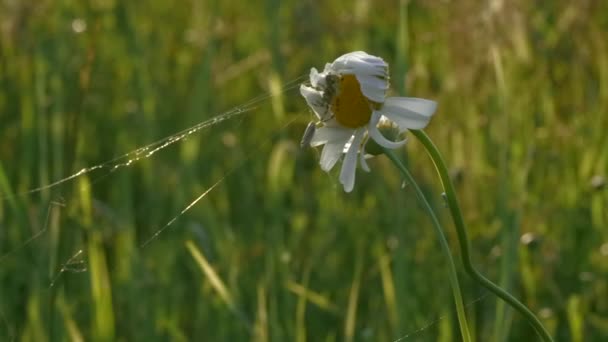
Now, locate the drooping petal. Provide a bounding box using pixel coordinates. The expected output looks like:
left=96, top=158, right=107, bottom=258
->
left=299, top=52, right=440, bottom=194
left=319, top=143, right=344, bottom=172
left=331, top=52, right=387, bottom=77
left=300, top=85, right=326, bottom=119
left=341, top=134, right=355, bottom=153
left=356, top=76, right=389, bottom=103
left=359, top=140, right=371, bottom=172
left=390, top=97, right=437, bottom=116
left=310, top=126, right=353, bottom=147
left=336, top=51, right=369, bottom=61
left=379, top=97, right=437, bottom=130
left=368, top=112, right=407, bottom=149
left=339, top=129, right=365, bottom=192
left=330, top=51, right=389, bottom=103
left=309, top=67, right=323, bottom=88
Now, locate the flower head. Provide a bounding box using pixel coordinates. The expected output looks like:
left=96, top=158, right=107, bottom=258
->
left=300, top=51, right=437, bottom=192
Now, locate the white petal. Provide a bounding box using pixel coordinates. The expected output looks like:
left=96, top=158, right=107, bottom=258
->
left=379, top=97, right=437, bottom=130
left=368, top=112, right=407, bottom=149
left=337, top=51, right=369, bottom=60
left=332, top=52, right=388, bottom=76
left=356, top=74, right=388, bottom=90
left=357, top=75, right=388, bottom=103
left=300, top=85, right=326, bottom=119
left=349, top=62, right=387, bottom=78
left=310, top=127, right=353, bottom=147
left=299, top=85, right=322, bottom=103
left=339, top=129, right=365, bottom=192
left=359, top=140, right=371, bottom=172
left=389, top=97, right=437, bottom=117
left=329, top=52, right=389, bottom=103
left=319, top=143, right=343, bottom=172
left=309, top=67, right=323, bottom=88
left=341, top=134, right=355, bottom=153
left=330, top=52, right=362, bottom=70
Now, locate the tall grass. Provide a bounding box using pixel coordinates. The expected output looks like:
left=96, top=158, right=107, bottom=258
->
left=1, top=0, right=607, bottom=340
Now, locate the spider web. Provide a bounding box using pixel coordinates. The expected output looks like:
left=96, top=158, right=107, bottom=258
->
left=1, top=75, right=308, bottom=202
left=0, top=74, right=307, bottom=290
left=0, top=74, right=488, bottom=341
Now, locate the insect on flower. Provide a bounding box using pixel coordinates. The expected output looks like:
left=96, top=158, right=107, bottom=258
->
left=300, top=51, right=438, bottom=192
left=300, top=74, right=341, bottom=149
left=300, top=121, right=317, bottom=148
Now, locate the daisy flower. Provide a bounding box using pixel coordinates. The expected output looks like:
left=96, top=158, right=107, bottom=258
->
left=300, top=51, right=437, bottom=192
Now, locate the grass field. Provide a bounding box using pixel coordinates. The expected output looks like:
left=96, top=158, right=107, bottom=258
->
left=1, top=1, right=607, bottom=341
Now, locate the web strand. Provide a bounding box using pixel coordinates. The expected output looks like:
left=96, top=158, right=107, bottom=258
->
left=49, top=249, right=86, bottom=288
left=0, top=199, right=65, bottom=263
left=2, top=73, right=307, bottom=285
left=392, top=292, right=489, bottom=342
left=0, top=74, right=307, bottom=202
left=139, top=115, right=299, bottom=247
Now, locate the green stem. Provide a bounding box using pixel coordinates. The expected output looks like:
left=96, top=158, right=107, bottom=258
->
left=410, top=129, right=553, bottom=342
left=384, top=149, right=472, bottom=342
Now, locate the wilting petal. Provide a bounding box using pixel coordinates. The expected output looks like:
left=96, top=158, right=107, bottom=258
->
left=319, top=143, right=344, bottom=172
left=379, top=97, right=437, bottom=130
left=310, top=126, right=353, bottom=147
left=368, top=112, right=407, bottom=149
left=309, top=67, right=324, bottom=88
left=356, top=76, right=388, bottom=103
left=339, top=129, right=365, bottom=192
left=300, top=85, right=326, bottom=119
left=359, top=140, right=371, bottom=172
left=332, top=52, right=388, bottom=78
left=300, top=51, right=439, bottom=193
left=330, top=52, right=389, bottom=103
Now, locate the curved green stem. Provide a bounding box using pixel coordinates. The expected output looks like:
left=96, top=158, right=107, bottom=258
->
left=410, top=129, right=553, bottom=342
left=384, top=149, right=472, bottom=342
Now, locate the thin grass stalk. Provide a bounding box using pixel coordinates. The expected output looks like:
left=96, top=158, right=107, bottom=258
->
left=383, top=149, right=472, bottom=342
left=410, top=129, right=553, bottom=342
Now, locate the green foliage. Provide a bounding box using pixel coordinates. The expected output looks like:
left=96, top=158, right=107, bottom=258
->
left=1, top=0, right=607, bottom=341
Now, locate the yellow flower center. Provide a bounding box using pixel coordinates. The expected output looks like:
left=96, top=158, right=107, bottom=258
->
left=331, top=74, right=378, bottom=128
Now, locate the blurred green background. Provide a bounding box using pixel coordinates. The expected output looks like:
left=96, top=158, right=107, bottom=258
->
left=1, top=0, right=607, bottom=341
